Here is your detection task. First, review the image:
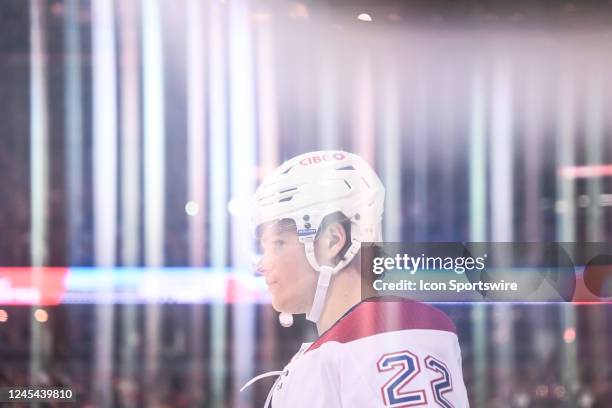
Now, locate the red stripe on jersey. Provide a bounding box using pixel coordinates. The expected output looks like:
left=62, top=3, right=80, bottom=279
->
left=306, top=297, right=457, bottom=353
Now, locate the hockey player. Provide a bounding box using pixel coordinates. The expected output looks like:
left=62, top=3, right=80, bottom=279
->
left=243, top=151, right=469, bottom=407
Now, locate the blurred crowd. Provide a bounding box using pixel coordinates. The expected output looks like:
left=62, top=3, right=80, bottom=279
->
left=0, top=304, right=609, bottom=407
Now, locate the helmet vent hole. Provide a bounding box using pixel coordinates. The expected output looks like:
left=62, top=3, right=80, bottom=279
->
left=282, top=166, right=294, bottom=174
left=279, top=187, right=297, bottom=194
left=337, top=165, right=355, bottom=170
left=361, top=176, right=370, bottom=188
left=279, top=196, right=293, bottom=203
left=344, top=180, right=351, bottom=189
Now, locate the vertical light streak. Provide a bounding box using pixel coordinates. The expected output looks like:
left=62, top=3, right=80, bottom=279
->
left=490, top=60, right=513, bottom=242
left=142, top=0, right=165, bottom=405
left=490, top=57, right=515, bottom=398
left=29, top=0, right=48, bottom=388
left=254, top=15, right=280, bottom=384
left=468, top=63, right=487, bottom=408
left=523, top=65, right=543, bottom=240
left=208, top=1, right=229, bottom=406
left=209, top=3, right=228, bottom=274
left=317, top=48, right=339, bottom=150
left=142, top=0, right=165, bottom=267
left=229, top=0, right=256, bottom=269
left=92, top=1, right=118, bottom=267
left=413, top=72, right=428, bottom=239
left=63, top=3, right=85, bottom=404
left=29, top=0, right=48, bottom=268
left=585, top=63, right=608, bottom=383
left=92, top=0, right=118, bottom=405
left=118, top=0, right=140, bottom=402
left=186, top=0, right=207, bottom=404
left=255, top=18, right=278, bottom=172
left=187, top=0, right=207, bottom=267
left=354, top=55, right=374, bottom=164
left=119, top=0, right=141, bottom=268
left=585, top=66, right=603, bottom=241
left=228, top=0, right=256, bottom=404
left=439, top=71, right=456, bottom=240
left=381, top=59, right=400, bottom=241
left=556, top=61, right=577, bottom=387
left=556, top=67, right=576, bottom=241
left=64, top=0, right=83, bottom=264
left=524, top=63, right=552, bottom=387
left=469, top=66, right=487, bottom=241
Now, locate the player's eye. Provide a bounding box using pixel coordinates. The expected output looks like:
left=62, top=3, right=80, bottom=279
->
left=257, top=237, right=286, bottom=254
left=272, top=239, right=285, bottom=250
left=254, top=239, right=264, bottom=255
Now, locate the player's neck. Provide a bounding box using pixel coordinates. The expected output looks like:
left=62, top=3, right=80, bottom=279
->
left=316, top=266, right=362, bottom=335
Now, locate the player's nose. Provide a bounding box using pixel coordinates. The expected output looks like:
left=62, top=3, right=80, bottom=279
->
left=254, top=254, right=272, bottom=277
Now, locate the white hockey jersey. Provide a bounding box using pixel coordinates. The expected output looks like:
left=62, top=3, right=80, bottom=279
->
left=264, top=297, right=469, bottom=407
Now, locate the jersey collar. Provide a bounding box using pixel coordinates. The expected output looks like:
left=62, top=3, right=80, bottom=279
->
left=306, top=296, right=457, bottom=353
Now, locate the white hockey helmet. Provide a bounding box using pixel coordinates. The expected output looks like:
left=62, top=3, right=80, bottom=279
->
left=252, top=150, right=385, bottom=324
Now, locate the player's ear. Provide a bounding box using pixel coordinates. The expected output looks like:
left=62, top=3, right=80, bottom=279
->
left=317, top=222, right=347, bottom=264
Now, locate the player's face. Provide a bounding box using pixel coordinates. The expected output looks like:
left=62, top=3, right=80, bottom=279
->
left=256, top=222, right=318, bottom=314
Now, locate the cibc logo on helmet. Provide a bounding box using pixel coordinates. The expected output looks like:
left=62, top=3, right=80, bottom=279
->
left=299, top=153, right=346, bottom=166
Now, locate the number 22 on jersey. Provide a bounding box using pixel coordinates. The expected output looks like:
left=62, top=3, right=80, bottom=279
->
left=377, top=350, right=454, bottom=408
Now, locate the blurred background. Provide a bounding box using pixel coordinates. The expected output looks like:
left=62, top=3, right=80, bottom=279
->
left=1, top=0, right=612, bottom=406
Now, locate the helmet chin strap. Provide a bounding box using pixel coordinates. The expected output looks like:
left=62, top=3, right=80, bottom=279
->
left=303, top=232, right=362, bottom=324
left=277, top=223, right=366, bottom=327
left=306, top=264, right=334, bottom=322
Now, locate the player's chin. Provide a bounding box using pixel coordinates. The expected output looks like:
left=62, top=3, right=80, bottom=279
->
left=270, top=296, right=289, bottom=313
left=270, top=293, right=300, bottom=315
